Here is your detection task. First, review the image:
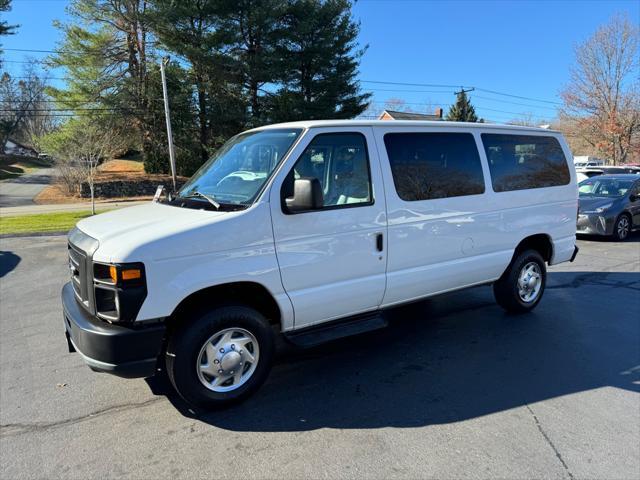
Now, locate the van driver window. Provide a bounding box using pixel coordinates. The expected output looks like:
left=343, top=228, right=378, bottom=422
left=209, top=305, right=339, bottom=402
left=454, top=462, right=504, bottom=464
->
left=285, top=133, right=372, bottom=208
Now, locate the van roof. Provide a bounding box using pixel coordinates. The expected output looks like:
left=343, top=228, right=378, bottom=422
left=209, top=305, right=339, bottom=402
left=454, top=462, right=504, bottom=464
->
left=249, top=119, right=561, bottom=134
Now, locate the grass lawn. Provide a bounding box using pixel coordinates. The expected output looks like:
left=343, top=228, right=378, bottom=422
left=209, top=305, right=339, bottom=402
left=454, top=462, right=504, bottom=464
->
left=0, top=155, right=52, bottom=181
left=0, top=210, right=105, bottom=235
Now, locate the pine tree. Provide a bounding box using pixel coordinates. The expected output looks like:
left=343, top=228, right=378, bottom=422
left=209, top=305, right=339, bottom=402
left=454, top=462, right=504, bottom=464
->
left=268, top=0, right=370, bottom=122
left=47, top=0, right=201, bottom=174
left=217, top=0, right=289, bottom=127
left=0, top=0, right=18, bottom=67
left=0, top=0, right=16, bottom=37
left=148, top=0, right=247, bottom=159
left=446, top=90, right=479, bottom=122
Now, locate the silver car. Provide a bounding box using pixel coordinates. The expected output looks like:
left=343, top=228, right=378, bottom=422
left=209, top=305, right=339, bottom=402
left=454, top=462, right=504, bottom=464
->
left=577, top=174, right=640, bottom=240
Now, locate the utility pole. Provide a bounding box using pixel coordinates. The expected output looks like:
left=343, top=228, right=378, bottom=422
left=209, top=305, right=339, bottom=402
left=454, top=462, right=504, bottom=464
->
left=454, top=86, right=475, bottom=96
left=160, top=56, right=177, bottom=192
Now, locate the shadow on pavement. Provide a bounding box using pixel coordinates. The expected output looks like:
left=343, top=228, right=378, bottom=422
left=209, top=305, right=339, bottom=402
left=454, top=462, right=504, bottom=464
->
left=577, top=231, right=640, bottom=243
left=0, top=251, right=21, bottom=278
left=146, top=270, right=640, bottom=431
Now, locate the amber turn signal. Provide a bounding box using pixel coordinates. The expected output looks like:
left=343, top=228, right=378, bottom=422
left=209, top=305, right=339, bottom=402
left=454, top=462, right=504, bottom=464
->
left=121, top=268, right=142, bottom=281
left=109, top=265, right=118, bottom=283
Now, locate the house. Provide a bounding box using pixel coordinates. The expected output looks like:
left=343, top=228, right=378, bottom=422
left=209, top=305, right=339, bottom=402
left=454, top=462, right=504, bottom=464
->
left=378, top=108, right=443, bottom=121
left=3, top=139, right=38, bottom=157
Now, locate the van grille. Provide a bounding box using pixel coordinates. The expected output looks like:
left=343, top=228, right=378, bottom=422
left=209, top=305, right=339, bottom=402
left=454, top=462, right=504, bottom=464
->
left=67, top=228, right=99, bottom=314
left=68, top=242, right=90, bottom=308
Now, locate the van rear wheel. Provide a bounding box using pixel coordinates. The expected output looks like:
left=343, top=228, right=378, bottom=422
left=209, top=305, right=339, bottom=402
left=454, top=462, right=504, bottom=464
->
left=165, top=305, right=275, bottom=409
left=493, top=249, right=546, bottom=314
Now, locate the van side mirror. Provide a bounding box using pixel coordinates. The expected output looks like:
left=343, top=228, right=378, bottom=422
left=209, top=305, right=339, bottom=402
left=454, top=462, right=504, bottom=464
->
left=285, top=178, right=324, bottom=212
left=630, top=193, right=638, bottom=202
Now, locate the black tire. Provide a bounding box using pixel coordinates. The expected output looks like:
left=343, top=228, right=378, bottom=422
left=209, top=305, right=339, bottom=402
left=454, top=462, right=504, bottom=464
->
left=165, top=305, right=275, bottom=409
left=612, top=213, right=631, bottom=241
left=493, top=249, right=546, bottom=314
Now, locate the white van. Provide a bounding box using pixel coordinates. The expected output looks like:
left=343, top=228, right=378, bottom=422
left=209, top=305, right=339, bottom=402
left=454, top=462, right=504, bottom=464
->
left=62, top=120, right=579, bottom=408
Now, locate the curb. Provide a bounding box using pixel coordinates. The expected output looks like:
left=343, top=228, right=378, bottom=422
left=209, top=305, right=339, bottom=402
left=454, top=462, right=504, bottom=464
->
left=0, top=231, right=68, bottom=239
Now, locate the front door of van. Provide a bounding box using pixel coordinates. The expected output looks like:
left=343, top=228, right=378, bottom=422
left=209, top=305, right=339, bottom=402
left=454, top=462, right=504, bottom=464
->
left=269, top=127, right=387, bottom=329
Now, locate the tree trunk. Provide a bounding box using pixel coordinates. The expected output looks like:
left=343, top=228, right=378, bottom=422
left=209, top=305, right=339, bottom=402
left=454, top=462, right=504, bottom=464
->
left=196, top=73, right=208, bottom=162
left=90, top=182, right=95, bottom=215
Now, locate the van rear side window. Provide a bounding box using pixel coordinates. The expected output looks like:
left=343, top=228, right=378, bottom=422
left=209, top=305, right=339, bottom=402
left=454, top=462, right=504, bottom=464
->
left=384, top=132, right=485, bottom=201
left=481, top=134, right=570, bottom=192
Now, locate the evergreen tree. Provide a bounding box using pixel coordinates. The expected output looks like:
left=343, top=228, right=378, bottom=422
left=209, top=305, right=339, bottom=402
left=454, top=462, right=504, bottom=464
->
left=0, top=0, right=18, bottom=66
left=268, top=0, right=370, bottom=122
left=0, top=0, right=16, bottom=37
left=143, top=61, right=201, bottom=175
left=217, top=0, right=289, bottom=127
left=48, top=0, right=157, bottom=166
left=148, top=0, right=247, bottom=159
left=446, top=90, right=479, bottom=122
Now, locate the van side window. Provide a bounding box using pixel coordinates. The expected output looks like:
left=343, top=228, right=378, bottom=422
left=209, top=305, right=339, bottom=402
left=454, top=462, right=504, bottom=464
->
left=284, top=132, right=372, bottom=209
left=384, top=132, right=485, bottom=201
left=481, top=134, right=570, bottom=192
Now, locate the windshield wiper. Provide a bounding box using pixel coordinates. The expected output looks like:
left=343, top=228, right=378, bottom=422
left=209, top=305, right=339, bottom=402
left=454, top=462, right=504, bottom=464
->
left=182, top=191, right=220, bottom=210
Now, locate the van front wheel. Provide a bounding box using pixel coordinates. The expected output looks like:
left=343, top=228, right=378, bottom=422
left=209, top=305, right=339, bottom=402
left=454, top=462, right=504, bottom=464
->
left=165, top=305, right=275, bottom=409
left=493, top=249, right=546, bottom=314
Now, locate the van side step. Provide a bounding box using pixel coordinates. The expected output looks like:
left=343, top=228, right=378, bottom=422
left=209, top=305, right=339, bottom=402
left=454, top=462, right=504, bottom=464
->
left=284, top=312, right=388, bottom=348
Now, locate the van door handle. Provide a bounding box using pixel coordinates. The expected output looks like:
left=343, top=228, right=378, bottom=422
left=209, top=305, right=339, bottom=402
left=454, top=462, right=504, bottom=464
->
left=376, top=233, right=384, bottom=252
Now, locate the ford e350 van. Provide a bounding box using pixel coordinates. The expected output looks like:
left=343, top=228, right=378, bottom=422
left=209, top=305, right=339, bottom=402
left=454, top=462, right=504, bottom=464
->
left=62, top=120, right=579, bottom=408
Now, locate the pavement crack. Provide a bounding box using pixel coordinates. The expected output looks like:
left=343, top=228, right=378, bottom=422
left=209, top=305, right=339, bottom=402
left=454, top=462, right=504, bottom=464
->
left=526, top=404, right=574, bottom=480
left=0, top=397, right=163, bottom=437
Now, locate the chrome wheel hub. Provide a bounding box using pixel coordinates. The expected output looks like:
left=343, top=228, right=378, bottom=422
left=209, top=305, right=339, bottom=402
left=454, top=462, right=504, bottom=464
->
left=517, top=262, right=542, bottom=303
left=196, top=328, right=259, bottom=393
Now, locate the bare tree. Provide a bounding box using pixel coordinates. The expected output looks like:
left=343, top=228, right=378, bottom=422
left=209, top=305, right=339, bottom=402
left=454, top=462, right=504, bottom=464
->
left=73, top=121, right=125, bottom=214
left=41, top=118, right=125, bottom=213
left=560, top=14, right=640, bottom=165
left=0, top=61, right=51, bottom=151
left=508, top=112, right=549, bottom=127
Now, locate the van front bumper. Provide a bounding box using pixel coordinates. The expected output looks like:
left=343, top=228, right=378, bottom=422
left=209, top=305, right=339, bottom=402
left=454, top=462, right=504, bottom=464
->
left=62, top=282, right=165, bottom=378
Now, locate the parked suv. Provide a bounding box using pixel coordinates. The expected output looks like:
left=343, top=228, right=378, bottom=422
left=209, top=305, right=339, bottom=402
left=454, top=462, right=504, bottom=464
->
left=62, top=120, right=579, bottom=408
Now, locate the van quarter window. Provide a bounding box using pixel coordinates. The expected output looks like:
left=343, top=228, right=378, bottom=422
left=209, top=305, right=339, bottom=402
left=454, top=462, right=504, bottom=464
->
left=481, top=134, right=570, bottom=192
left=384, top=132, right=485, bottom=201
left=284, top=132, right=373, bottom=209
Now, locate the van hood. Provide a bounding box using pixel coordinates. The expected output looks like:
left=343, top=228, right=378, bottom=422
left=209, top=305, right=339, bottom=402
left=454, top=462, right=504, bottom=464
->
left=75, top=202, right=230, bottom=262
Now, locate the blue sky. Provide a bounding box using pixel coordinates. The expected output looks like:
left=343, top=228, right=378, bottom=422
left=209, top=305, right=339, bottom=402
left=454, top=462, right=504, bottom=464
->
left=1, top=0, right=638, bottom=122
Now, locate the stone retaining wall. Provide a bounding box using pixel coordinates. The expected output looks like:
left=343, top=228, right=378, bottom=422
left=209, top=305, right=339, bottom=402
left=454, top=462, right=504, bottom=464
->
left=80, top=179, right=186, bottom=198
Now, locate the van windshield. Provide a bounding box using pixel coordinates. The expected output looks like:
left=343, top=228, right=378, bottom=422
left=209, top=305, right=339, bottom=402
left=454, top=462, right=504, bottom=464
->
left=178, top=128, right=302, bottom=206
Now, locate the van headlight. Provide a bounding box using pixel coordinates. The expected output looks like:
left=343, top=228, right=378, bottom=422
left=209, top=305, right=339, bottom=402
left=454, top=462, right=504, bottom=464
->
left=93, top=262, right=147, bottom=323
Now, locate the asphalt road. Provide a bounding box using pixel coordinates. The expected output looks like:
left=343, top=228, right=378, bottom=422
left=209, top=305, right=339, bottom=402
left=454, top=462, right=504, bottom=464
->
left=0, top=234, right=638, bottom=479
left=0, top=168, right=55, bottom=207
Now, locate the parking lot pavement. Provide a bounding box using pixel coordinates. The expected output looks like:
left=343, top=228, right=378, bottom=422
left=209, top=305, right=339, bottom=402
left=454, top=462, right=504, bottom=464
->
left=0, top=234, right=638, bottom=479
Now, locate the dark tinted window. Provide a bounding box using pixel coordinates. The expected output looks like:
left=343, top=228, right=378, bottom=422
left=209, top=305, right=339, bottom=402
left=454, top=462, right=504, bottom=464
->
left=481, top=134, right=570, bottom=192
left=384, top=133, right=485, bottom=201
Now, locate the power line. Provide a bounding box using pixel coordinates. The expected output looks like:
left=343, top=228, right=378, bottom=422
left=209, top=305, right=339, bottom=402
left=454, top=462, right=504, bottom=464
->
left=468, top=95, right=558, bottom=111
left=2, top=44, right=158, bottom=54
left=4, top=56, right=563, bottom=106
left=0, top=108, right=144, bottom=112
left=369, top=100, right=553, bottom=118
left=362, top=79, right=562, bottom=105
left=473, top=87, right=562, bottom=106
